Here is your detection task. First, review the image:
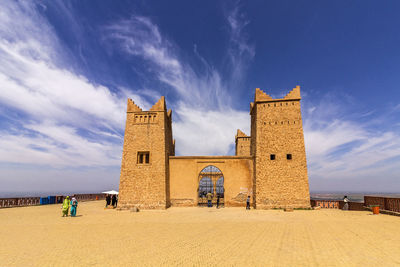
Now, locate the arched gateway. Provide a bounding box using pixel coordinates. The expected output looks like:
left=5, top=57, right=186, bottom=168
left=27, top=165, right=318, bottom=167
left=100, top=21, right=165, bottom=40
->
left=198, top=165, right=224, bottom=206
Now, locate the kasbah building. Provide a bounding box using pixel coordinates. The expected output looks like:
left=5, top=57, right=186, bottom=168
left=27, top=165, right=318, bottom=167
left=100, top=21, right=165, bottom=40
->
left=118, top=86, right=311, bottom=210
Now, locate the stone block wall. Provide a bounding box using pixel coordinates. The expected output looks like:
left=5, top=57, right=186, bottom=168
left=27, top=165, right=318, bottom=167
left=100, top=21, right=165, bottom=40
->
left=118, top=97, right=173, bottom=209
left=235, top=129, right=251, bottom=156
left=251, top=86, right=310, bottom=209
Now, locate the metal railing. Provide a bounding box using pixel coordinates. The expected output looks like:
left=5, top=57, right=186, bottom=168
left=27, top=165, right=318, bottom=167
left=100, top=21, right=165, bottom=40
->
left=0, top=193, right=106, bottom=208
left=364, top=196, right=400, bottom=213
left=310, top=199, right=365, bottom=210
left=311, top=196, right=400, bottom=212
left=0, top=197, right=40, bottom=208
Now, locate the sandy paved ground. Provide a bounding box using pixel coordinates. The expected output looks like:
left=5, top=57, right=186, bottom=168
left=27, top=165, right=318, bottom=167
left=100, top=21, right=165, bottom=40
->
left=1, top=201, right=400, bottom=267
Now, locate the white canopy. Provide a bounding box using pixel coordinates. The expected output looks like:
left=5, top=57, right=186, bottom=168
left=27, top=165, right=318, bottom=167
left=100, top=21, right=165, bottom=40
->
left=102, top=190, right=119, bottom=195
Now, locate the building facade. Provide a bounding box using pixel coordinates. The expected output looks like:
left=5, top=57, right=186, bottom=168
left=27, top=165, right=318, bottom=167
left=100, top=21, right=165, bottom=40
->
left=118, top=86, right=310, bottom=209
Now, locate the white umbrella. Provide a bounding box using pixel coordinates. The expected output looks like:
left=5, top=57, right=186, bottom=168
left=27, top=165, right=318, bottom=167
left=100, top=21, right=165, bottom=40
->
left=102, top=190, right=119, bottom=195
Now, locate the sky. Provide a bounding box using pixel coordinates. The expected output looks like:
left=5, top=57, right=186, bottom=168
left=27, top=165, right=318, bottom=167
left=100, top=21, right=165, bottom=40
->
left=0, top=0, right=400, bottom=195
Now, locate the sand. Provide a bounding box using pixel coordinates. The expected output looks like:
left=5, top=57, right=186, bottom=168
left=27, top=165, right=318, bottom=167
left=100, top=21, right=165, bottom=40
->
left=0, top=201, right=400, bottom=266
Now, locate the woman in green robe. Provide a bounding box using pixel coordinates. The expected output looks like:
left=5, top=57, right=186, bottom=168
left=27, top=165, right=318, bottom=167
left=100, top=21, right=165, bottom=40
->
left=62, top=196, right=70, bottom=217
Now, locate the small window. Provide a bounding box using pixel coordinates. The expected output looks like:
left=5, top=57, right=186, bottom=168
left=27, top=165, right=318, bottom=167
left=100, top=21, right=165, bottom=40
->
left=270, top=154, right=276, bottom=160
left=137, top=151, right=150, bottom=164
left=287, top=154, right=292, bottom=160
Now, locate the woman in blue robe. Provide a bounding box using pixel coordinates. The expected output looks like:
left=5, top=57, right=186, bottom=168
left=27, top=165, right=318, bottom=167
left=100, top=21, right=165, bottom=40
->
left=70, top=197, right=78, bottom=217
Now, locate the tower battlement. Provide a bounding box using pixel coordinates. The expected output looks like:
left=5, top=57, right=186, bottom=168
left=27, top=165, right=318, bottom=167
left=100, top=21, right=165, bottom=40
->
left=235, top=129, right=251, bottom=156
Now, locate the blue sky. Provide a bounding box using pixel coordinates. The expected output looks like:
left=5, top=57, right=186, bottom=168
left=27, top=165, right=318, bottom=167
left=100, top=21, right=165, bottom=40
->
left=1, top=1, right=400, bottom=194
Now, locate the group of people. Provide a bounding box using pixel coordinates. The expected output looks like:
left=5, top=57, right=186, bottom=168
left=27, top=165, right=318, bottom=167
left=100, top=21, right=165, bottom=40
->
left=62, top=196, right=78, bottom=217
left=204, top=192, right=252, bottom=210
left=205, top=192, right=225, bottom=208
left=105, top=194, right=118, bottom=208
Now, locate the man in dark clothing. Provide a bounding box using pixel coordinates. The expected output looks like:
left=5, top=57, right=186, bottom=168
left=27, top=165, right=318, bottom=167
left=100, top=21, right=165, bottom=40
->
left=216, top=195, right=220, bottom=209
left=206, top=192, right=213, bottom=207
left=106, top=194, right=111, bottom=207
left=112, top=194, right=116, bottom=208
left=246, top=195, right=251, bottom=210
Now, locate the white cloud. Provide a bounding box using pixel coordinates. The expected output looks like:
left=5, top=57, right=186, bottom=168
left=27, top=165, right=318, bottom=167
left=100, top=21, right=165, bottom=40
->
left=174, top=105, right=249, bottom=155
left=105, top=6, right=254, bottom=155
left=303, top=96, right=400, bottom=190
left=105, top=16, right=227, bottom=109
left=0, top=1, right=125, bottom=167
left=0, top=121, right=121, bottom=167
left=4, top=1, right=398, bottom=193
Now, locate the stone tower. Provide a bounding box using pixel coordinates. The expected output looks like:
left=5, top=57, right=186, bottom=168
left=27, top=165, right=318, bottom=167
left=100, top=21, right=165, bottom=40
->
left=250, top=86, right=310, bottom=209
left=118, top=97, right=174, bottom=209
left=235, top=129, right=251, bottom=156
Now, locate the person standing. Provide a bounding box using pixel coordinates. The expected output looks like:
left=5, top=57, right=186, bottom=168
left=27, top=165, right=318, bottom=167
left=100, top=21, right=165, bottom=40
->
left=105, top=194, right=111, bottom=208
left=246, top=195, right=251, bottom=210
left=62, top=196, right=70, bottom=217
left=70, top=197, right=78, bottom=217
left=216, top=195, right=220, bottom=209
left=112, top=194, right=116, bottom=208
left=343, top=196, right=349, bottom=210
left=206, top=192, right=213, bottom=208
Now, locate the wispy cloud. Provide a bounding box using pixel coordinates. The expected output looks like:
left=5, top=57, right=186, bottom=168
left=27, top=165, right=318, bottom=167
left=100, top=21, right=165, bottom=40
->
left=0, top=1, right=125, bottom=168
left=105, top=16, right=227, bottom=109
left=2, top=1, right=398, bottom=193
left=303, top=93, right=400, bottom=190
left=105, top=5, right=254, bottom=155
left=225, top=3, right=255, bottom=89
